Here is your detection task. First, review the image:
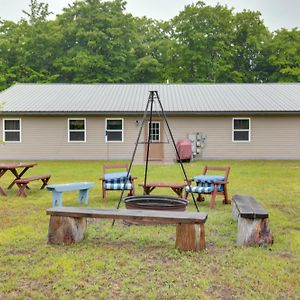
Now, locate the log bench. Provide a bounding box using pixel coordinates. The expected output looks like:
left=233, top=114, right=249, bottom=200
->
left=47, top=207, right=208, bottom=251
left=232, top=194, right=273, bottom=246
left=15, top=174, right=51, bottom=197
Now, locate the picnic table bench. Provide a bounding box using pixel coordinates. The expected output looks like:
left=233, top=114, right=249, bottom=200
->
left=46, top=182, right=94, bottom=207
left=47, top=207, right=208, bottom=251
left=15, top=174, right=51, bottom=197
left=232, top=194, right=273, bottom=246
left=139, top=182, right=186, bottom=198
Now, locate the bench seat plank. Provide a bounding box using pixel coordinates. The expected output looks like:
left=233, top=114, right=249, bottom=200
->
left=47, top=207, right=208, bottom=224
left=46, top=182, right=94, bottom=192
left=15, top=174, right=51, bottom=183
left=233, top=195, right=268, bottom=219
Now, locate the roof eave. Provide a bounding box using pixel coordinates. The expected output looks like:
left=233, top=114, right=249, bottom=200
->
left=1, top=110, right=300, bottom=116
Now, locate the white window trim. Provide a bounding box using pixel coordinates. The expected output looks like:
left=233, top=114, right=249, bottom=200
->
left=148, top=121, right=161, bottom=142
left=105, top=118, right=124, bottom=143
left=68, top=118, right=86, bottom=143
left=232, top=118, right=251, bottom=143
left=3, top=118, right=22, bottom=143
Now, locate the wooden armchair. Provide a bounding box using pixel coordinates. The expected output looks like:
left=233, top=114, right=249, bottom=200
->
left=100, top=164, right=137, bottom=199
left=184, top=166, right=230, bottom=208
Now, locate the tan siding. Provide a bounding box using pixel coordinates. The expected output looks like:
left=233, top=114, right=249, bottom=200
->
left=0, top=115, right=300, bottom=160
left=0, top=116, right=144, bottom=161
left=164, top=116, right=300, bottom=160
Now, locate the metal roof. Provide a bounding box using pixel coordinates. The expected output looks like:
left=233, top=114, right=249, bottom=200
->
left=0, top=83, right=300, bottom=115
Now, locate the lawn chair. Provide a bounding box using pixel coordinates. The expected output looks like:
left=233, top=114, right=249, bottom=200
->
left=100, top=164, right=137, bottom=199
left=184, top=166, right=230, bottom=208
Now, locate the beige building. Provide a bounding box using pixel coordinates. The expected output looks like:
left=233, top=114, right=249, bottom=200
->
left=0, top=83, right=300, bottom=161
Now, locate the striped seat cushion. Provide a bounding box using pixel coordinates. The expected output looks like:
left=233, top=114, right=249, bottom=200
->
left=104, top=182, right=133, bottom=190
left=185, top=185, right=214, bottom=193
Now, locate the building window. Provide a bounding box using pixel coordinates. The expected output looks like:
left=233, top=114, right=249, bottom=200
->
left=148, top=121, right=160, bottom=142
left=232, top=118, right=251, bottom=142
left=3, top=119, right=21, bottom=142
left=68, top=118, right=86, bottom=142
left=106, top=118, right=123, bottom=142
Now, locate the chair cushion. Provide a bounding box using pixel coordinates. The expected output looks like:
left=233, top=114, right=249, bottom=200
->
left=104, top=182, right=133, bottom=190
left=185, top=186, right=214, bottom=193
left=193, top=175, right=225, bottom=183
left=104, top=172, right=130, bottom=182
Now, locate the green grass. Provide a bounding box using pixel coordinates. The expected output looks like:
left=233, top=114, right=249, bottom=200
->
left=0, top=160, right=299, bottom=299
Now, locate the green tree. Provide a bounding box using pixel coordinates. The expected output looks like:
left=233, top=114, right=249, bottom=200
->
left=267, top=29, right=300, bottom=82
left=232, top=10, right=271, bottom=82
left=171, top=1, right=236, bottom=82
left=53, top=0, right=137, bottom=83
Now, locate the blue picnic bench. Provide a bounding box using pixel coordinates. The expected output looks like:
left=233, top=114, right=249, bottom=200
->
left=46, top=182, right=94, bottom=207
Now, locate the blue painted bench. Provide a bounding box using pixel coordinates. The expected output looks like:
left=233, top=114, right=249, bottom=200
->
left=46, top=182, right=94, bottom=207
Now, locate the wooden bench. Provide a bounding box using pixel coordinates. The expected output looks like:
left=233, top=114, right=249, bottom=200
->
left=15, top=174, right=51, bottom=197
left=232, top=194, right=273, bottom=246
left=47, top=207, right=208, bottom=251
left=46, top=182, right=94, bottom=207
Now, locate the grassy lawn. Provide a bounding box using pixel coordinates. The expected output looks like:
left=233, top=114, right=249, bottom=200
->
left=0, top=160, right=299, bottom=299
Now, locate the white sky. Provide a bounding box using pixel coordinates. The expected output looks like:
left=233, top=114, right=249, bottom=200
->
left=0, top=0, right=299, bottom=31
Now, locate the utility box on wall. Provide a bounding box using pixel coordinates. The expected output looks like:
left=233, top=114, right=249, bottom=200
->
left=176, top=139, right=192, bottom=161
left=188, top=132, right=207, bottom=159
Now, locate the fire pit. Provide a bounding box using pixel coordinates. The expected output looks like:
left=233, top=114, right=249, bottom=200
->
left=124, top=195, right=189, bottom=224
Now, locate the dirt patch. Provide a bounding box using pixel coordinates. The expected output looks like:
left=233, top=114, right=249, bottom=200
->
left=205, top=283, right=238, bottom=300
left=274, top=251, right=295, bottom=259
left=5, top=247, right=36, bottom=256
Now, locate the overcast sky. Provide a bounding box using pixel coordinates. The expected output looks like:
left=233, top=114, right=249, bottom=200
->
left=1, top=0, right=299, bottom=31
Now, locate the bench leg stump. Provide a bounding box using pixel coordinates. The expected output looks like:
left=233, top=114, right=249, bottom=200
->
left=176, top=223, right=205, bottom=251
left=237, top=217, right=273, bottom=247
left=48, top=216, right=87, bottom=245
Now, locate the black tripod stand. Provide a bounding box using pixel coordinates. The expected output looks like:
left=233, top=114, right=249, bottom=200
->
left=114, top=90, right=199, bottom=219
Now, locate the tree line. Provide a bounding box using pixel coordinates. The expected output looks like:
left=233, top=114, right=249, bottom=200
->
left=0, top=0, right=299, bottom=91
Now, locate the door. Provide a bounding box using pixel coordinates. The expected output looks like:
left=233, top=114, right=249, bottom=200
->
left=144, top=120, right=164, bottom=161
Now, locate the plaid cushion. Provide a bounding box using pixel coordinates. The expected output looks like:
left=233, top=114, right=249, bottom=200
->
left=104, top=182, right=133, bottom=190
left=193, top=175, right=225, bottom=183
left=104, top=172, right=129, bottom=181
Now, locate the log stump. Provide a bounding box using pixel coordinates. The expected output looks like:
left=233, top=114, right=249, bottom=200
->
left=176, top=223, right=205, bottom=251
left=237, top=217, right=273, bottom=247
left=48, top=216, right=87, bottom=245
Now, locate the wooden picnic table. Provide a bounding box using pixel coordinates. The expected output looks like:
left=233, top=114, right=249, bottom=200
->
left=0, top=162, right=37, bottom=196
left=139, top=182, right=186, bottom=198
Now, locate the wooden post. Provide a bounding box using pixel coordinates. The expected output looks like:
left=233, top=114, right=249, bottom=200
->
left=48, top=216, right=87, bottom=245
left=175, top=223, right=205, bottom=251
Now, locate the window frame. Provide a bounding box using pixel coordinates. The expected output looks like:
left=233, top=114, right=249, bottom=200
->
left=68, top=118, right=86, bottom=143
left=232, top=117, right=251, bottom=143
left=3, top=118, right=22, bottom=143
left=148, top=121, right=161, bottom=142
left=105, top=118, right=124, bottom=143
